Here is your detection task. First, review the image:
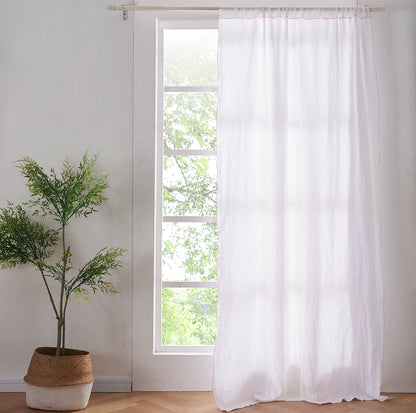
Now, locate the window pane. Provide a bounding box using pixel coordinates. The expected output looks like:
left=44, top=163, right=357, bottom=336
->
left=164, top=29, right=218, bottom=87
left=162, top=222, right=218, bottom=282
left=163, top=155, right=217, bottom=216
left=162, top=288, right=218, bottom=345
left=164, top=92, right=217, bottom=150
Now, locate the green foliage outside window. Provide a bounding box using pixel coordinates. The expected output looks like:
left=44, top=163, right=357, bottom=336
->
left=162, top=288, right=218, bottom=345
left=162, top=223, right=218, bottom=282
left=161, top=29, right=219, bottom=346
left=164, top=93, right=217, bottom=150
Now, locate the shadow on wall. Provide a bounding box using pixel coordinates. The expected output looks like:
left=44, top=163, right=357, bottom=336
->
left=374, top=5, right=416, bottom=391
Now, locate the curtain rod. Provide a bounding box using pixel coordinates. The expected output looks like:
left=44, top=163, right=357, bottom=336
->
left=108, top=4, right=385, bottom=20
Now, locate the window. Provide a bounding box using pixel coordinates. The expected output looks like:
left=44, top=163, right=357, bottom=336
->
left=155, top=20, right=219, bottom=353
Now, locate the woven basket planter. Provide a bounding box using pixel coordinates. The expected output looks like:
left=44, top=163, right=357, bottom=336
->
left=24, top=347, right=94, bottom=411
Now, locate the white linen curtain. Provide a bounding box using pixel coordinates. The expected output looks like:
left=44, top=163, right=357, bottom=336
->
left=214, top=7, right=384, bottom=411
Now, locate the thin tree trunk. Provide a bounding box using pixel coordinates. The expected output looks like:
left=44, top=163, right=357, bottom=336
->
left=38, top=266, right=59, bottom=320
left=56, top=319, right=63, bottom=356
left=56, top=225, right=67, bottom=356
left=62, top=295, right=69, bottom=356
left=62, top=322, right=66, bottom=356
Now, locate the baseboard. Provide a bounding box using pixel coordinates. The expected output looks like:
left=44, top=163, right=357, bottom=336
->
left=92, top=377, right=131, bottom=392
left=381, top=385, right=416, bottom=393
left=0, top=377, right=131, bottom=393
left=0, top=378, right=25, bottom=392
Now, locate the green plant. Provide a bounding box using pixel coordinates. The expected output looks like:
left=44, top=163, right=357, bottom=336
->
left=0, top=153, right=125, bottom=356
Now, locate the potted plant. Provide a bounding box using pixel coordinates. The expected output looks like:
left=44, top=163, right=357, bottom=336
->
left=0, top=153, right=125, bottom=411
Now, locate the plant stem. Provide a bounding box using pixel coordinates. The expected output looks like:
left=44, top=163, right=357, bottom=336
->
left=56, top=225, right=68, bottom=356
left=38, top=266, right=59, bottom=320
left=62, top=295, right=69, bottom=356
left=62, top=323, right=65, bottom=356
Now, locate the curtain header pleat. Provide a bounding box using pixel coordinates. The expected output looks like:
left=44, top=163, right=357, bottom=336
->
left=219, top=6, right=371, bottom=20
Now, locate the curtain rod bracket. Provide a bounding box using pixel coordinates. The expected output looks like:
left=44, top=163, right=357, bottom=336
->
left=108, top=4, right=128, bottom=20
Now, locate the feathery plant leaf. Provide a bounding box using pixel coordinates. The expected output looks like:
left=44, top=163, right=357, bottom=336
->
left=17, top=153, right=109, bottom=228
left=40, top=248, right=73, bottom=282
left=69, top=247, right=126, bottom=297
left=0, top=203, right=58, bottom=269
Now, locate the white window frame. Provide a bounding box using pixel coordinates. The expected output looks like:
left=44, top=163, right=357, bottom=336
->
left=154, top=17, right=219, bottom=355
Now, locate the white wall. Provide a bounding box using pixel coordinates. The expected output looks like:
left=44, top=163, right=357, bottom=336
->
left=373, top=2, right=416, bottom=392
left=0, top=0, right=133, bottom=380
left=0, top=0, right=415, bottom=392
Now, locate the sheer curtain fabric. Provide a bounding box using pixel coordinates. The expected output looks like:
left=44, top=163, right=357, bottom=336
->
left=214, top=7, right=384, bottom=411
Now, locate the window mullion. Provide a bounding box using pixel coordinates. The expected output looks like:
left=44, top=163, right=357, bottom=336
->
left=164, top=149, right=216, bottom=156
left=163, top=216, right=216, bottom=223
left=162, top=281, right=218, bottom=288
left=164, top=86, right=218, bottom=93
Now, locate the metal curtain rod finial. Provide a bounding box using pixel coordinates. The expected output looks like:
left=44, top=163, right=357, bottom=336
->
left=107, top=4, right=386, bottom=21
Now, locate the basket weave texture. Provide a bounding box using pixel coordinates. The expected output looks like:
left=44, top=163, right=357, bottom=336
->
left=24, top=347, right=94, bottom=387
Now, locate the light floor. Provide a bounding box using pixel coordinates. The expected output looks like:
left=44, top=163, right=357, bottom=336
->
left=0, top=392, right=415, bottom=413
